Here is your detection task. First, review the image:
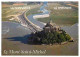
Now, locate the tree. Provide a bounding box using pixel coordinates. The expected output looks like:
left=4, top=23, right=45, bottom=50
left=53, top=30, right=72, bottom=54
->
left=28, top=27, right=71, bottom=45
left=65, top=34, right=71, bottom=41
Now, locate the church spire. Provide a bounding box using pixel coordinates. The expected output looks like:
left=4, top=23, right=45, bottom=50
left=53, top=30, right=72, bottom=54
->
left=48, top=18, right=51, bottom=23
left=48, top=18, right=53, bottom=24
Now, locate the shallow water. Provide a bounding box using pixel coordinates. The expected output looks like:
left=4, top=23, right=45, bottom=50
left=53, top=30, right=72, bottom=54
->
left=62, top=23, right=78, bottom=39
left=2, top=21, right=32, bottom=38
left=2, top=2, right=78, bottom=55
left=27, top=2, right=49, bottom=29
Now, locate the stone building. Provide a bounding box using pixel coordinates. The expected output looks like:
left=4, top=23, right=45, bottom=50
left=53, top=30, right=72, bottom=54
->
left=43, top=19, right=61, bottom=33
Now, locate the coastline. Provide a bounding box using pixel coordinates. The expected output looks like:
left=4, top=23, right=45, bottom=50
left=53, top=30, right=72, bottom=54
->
left=2, top=2, right=78, bottom=55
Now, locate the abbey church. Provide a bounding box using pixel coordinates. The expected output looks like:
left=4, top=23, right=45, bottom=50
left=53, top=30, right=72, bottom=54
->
left=43, top=20, right=62, bottom=33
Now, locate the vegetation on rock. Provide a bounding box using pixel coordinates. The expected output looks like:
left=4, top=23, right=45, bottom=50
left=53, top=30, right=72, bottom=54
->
left=28, top=20, right=73, bottom=45
left=28, top=29, right=71, bottom=45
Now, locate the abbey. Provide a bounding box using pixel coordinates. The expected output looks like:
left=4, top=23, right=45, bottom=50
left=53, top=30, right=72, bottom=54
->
left=43, top=20, right=62, bottom=33
left=28, top=19, right=74, bottom=45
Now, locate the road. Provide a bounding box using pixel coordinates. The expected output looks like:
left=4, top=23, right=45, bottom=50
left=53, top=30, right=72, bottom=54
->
left=17, top=2, right=49, bottom=33
left=18, top=12, right=39, bottom=33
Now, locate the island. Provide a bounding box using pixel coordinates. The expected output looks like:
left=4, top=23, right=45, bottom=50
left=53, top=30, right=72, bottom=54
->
left=28, top=19, right=74, bottom=45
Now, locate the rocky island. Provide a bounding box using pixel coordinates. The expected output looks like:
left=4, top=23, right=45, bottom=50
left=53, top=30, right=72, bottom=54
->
left=28, top=19, right=74, bottom=45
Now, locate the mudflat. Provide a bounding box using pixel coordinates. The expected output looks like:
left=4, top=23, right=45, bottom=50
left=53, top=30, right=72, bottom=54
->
left=2, top=22, right=78, bottom=55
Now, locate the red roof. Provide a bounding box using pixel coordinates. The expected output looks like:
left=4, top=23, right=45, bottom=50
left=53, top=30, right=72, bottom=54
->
left=13, top=3, right=24, bottom=5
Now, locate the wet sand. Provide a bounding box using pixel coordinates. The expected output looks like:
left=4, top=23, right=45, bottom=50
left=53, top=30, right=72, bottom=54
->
left=2, top=22, right=78, bottom=55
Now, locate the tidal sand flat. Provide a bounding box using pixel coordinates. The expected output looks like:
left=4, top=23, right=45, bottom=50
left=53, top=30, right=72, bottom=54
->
left=2, top=2, right=78, bottom=55
left=2, top=22, right=78, bottom=55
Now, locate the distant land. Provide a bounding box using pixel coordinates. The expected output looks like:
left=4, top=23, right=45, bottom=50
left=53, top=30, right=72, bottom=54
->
left=2, top=2, right=78, bottom=55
